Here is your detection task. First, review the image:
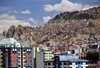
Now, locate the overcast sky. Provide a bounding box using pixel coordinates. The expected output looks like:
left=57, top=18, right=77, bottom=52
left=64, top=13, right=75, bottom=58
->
left=0, top=0, right=100, bottom=33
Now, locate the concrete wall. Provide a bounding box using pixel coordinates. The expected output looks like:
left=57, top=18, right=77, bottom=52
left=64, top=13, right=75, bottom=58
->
left=36, top=52, right=44, bottom=68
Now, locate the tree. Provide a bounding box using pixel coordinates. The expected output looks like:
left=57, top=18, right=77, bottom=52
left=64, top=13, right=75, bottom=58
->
left=86, top=52, right=92, bottom=60
left=93, top=52, right=99, bottom=63
left=86, top=51, right=99, bottom=63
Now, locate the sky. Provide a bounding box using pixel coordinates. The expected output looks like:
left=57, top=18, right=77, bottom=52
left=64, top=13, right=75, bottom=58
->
left=0, top=0, right=100, bottom=33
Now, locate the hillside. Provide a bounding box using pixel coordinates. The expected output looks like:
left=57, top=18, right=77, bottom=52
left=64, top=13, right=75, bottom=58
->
left=2, top=6, right=100, bottom=46
left=47, top=6, right=100, bottom=23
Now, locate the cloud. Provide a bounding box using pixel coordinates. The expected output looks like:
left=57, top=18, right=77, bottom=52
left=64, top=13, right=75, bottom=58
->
left=0, top=13, right=9, bottom=19
left=0, top=13, right=31, bottom=33
left=43, top=0, right=83, bottom=12
left=43, top=5, right=54, bottom=12
left=13, top=10, right=18, bottom=13
left=82, top=5, right=90, bottom=10
left=82, top=5, right=99, bottom=10
left=28, top=17, right=37, bottom=23
left=0, top=13, right=16, bottom=19
left=21, top=10, right=31, bottom=14
left=0, top=7, right=9, bottom=11
left=43, top=16, right=52, bottom=23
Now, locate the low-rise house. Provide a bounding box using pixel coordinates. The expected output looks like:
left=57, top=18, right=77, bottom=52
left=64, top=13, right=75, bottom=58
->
left=69, top=44, right=82, bottom=54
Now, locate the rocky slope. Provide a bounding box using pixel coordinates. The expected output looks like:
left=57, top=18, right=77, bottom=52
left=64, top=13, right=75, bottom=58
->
left=1, top=6, right=100, bottom=46
left=3, top=25, right=34, bottom=38
left=2, top=25, right=34, bottom=47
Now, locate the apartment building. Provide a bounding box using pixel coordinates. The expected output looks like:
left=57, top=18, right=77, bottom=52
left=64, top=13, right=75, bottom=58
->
left=44, top=51, right=53, bottom=60
left=0, top=38, right=33, bottom=68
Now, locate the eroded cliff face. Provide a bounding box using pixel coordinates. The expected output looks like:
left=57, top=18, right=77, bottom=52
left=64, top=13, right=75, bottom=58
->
left=3, top=25, right=34, bottom=38
left=2, top=25, right=35, bottom=47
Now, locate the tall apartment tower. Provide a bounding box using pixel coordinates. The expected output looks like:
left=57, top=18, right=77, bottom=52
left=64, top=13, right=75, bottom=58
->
left=0, top=38, right=33, bottom=68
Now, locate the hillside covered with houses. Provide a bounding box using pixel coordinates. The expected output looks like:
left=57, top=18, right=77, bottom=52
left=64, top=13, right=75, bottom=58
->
left=0, top=6, right=100, bottom=67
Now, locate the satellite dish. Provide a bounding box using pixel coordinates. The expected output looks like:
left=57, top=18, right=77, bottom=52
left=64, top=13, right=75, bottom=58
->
left=16, top=43, right=21, bottom=47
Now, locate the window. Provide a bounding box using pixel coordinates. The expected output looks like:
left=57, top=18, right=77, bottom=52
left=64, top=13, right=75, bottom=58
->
left=44, top=53, right=47, bottom=54
left=81, top=62, right=83, bottom=64
left=68, top=62, right=71, bottom=65
left=19, top=53, right=21, bottom=56
left=44, top=63, right=47, bottom=65
left=48, top=62, right=51, bottom=65
left=19, top=61, right=20, bottom=63
left=64, top=62, right=66, bottom=65
left=1, top=65, right=3, bottom=67
left=24, top=64, right=26, bottom=67
left=60, top=62, right=62, bottom=65
left=24, top=61, right=27, bottom=63
left=1, top=61, right=3, bottom=63
left=53, top=63, right=54, bottom=65
left=19, top=57, right=20, bottom=59
left=23, top=50, right=26, bottom=52
left=30, top=49, right=32, bottom=51
left=8, top=53, right=10, bottom=55
left=19, top=49, right=21, bottom=52
left=24, top=53, right=25, bottom=56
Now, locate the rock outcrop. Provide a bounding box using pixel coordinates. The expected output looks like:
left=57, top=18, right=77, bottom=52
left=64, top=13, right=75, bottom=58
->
left=3, top=25, right=34, bottom=38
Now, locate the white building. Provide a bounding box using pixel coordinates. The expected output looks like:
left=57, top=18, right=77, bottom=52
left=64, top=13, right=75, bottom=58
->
left=44, top=51, right=53, bottom=60
left=44, top=54, right=89, bottom=68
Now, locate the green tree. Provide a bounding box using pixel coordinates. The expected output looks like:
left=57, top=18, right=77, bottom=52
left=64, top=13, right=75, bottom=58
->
left=93, top=52, right=99, bottom=63
left=86, top=51, right=99, bottom=63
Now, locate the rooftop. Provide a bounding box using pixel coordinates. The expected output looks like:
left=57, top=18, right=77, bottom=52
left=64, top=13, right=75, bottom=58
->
left=55, top=54, right=79, bottom=60
left=0, top=38, right=21, bottom=47
left=0, top=38, right=18, bottom=45
left=44, top=54, right=89, bottom=62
